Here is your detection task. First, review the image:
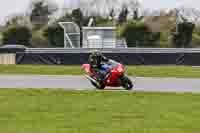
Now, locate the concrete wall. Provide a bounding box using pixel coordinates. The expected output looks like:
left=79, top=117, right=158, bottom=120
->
left=0, top=54, right=16, bottom=64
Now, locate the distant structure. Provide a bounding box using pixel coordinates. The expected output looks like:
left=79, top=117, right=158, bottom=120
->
left=59, top=21, right=127, bottom=48
left=59, top=22, right=81, bottom=48
left=82, top=27, right=127, bottom=48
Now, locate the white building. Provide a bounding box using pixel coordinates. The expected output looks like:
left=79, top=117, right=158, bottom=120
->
left=82, top=27, right=127, bottom=48
left=59, top=22, right=127, bottom=48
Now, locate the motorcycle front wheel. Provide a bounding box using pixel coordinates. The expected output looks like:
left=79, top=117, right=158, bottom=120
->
left=121, top=75, right=133, bottom=90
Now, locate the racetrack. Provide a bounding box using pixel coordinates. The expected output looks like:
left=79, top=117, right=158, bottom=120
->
left=0, top=75, right=200, bottom=93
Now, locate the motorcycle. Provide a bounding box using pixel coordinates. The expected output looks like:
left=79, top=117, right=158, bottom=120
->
left=82, top=60, right=133, bottom=90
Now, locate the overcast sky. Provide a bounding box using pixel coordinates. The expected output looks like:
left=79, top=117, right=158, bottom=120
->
left=0, top=0, right=198, bottom=24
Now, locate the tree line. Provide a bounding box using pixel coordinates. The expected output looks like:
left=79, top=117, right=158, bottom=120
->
left=0, top=0, right=197, bottom=48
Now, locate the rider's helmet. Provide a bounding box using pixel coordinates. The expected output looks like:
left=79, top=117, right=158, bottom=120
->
left=89, top=50, right=104, bottom=68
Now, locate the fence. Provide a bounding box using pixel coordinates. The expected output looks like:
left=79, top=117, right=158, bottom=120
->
left=14, top=48, right=200, bottom=66
left=0, top=48, right=200, bottom=65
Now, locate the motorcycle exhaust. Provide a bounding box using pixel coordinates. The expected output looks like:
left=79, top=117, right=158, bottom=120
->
left=84, top=74, right=98, bottom=84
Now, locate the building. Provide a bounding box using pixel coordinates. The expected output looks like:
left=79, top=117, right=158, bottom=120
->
left=82, top=26, right=127, bottom=48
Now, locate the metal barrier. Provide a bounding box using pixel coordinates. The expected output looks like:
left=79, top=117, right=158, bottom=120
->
left=0, top=47, right=200, bottom=65
left=14, top=49, right=200, bottom=66
left=25, top=48, right=200, bottom=53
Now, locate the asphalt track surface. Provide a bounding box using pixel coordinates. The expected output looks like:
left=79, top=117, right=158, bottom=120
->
left=0, top=75, right=200, bottom=93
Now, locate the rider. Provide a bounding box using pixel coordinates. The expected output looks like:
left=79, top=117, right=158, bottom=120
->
left=88, top=50, right=114, bottom=81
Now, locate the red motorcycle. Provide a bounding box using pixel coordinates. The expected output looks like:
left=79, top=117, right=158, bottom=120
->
left=82, top=60, right=133, bottom=90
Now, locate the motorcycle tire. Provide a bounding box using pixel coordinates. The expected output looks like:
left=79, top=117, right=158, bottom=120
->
left=121, top=75, right=133, bottom=90
left=90, top=80, right=106, bottom=90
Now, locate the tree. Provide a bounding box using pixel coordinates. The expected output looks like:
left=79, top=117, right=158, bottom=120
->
left=80, top=0, right=132, bottom=17
left=128, top=0, right=140, bottom=20
left=31, top=29, right=49, bottom=48
left=192, top=26, right=200, bottom=47
left=5, top=14, right=31, bottom=27
left=71, top=8, right=83, bottom=28
left=171, top=9, right=195, bottom=48
left=119, top=21, right=160, bottom=47
left=118, top=6, right=129, bottom=25
left=71, top=8, right=84, bottom=47
left=30, top=0, right=58, bottom=27
left=171, top=22, right=195, bottom=48
left=2, top=25, right=32, bottom=46
left=109, top=8, right=115, bottom=20
left=43, top=24, right=64, bottom=47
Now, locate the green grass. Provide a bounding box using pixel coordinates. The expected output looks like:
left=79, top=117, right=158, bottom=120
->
left=0, top=65, right=81, bottom=75
left=0, top=89, right=200, bottom=133
left=0, top=65, right=200, bottom=78
left=126, top=65, right=200, bottom=78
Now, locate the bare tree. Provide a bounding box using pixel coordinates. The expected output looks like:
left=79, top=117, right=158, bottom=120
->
left=128, top=0, right=141, bottom=19
left=118, top=4, right=129, bottom=25
left=80, top=0, right=140, bottom=18
left=5, top=13, right=31, bottom=27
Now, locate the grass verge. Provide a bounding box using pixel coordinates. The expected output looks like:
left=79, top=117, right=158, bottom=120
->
left=0, top=65, right=200, bottom=78
left=0, top=89, right=200, bottom=133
